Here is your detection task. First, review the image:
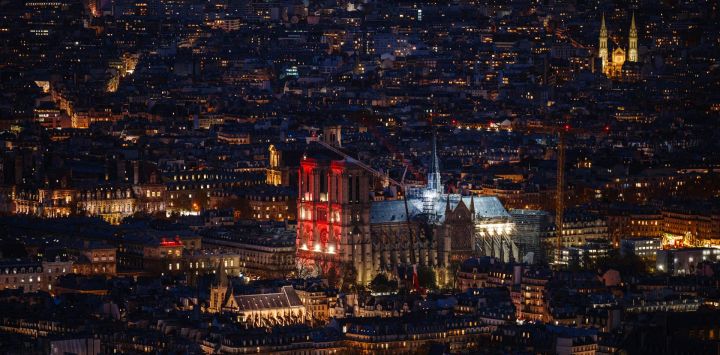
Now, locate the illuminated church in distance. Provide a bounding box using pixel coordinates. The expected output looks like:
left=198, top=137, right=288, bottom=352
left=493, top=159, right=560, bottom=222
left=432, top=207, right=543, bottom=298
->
left=599, top=13, right=640, bottom=80
left=295, top=133, right=517, bottom=286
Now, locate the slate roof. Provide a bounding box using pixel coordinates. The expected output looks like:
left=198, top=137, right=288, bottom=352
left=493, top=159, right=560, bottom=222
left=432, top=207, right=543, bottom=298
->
left=371, top=193, right=510, bottom=224
left=233, top=286, right=303, bottom=312
left=459, top=195, right=510, bottom=220
left=370, top=200, right=420, bottom=224
left=370, top=194, right=510, bottom=224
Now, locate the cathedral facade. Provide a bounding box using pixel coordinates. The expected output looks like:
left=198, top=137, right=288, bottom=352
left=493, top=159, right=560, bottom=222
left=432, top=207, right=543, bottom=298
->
left=295, top=140, right=516, bottom=285
left=599, top=13, right=640, bottom=80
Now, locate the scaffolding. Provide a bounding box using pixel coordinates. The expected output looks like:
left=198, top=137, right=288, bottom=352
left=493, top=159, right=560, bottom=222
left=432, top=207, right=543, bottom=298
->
left=473, top=221, right=519, bottom=263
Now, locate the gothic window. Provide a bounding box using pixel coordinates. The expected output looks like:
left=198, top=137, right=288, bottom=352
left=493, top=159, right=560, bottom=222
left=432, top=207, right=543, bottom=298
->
left=355, top=176, right=360, bottom=202
left=320, top=173, right=327, bottom=194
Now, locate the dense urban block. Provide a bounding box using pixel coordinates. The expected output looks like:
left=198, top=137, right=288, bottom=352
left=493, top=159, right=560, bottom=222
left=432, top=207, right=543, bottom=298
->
left=0, top=0, right=719, bottom=354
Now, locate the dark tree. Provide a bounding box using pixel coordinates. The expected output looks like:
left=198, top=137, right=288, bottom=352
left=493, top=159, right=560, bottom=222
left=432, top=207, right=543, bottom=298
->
left=370, top=273, right=397, bottom=293
left=417, top=265, right=437, bottom=290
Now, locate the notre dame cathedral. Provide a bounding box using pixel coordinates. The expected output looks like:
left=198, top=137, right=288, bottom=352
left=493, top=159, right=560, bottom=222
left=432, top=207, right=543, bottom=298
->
left=295, top=135, right=516, bottom=286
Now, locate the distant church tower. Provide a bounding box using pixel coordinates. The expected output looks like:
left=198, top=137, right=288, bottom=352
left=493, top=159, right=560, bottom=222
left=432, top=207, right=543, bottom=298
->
left=628, top=13, right=638, bottom=62
left=599, top=13, right=608, bottom=72
left=427, top=131, right=442, bottom=195
left=598, top=12, right=639, bottom=80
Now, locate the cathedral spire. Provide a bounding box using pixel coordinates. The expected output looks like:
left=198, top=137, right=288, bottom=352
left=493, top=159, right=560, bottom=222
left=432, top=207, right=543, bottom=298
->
left=599, top=13, right=608, bottom=72
left=469, top=194, right=476, bottom=221
left=628, top=12, right=638, bottom=62
left=428, top=130, right=442, bottom=194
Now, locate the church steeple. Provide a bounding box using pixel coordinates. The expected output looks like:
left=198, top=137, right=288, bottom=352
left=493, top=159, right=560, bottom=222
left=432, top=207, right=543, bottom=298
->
left=428, top=130, right=442, bottom=194
left=469, top=194, right=475, bottom=221
left=628, top=12, right=638, bottom=62
left=599, top=13, right=608, bottom=72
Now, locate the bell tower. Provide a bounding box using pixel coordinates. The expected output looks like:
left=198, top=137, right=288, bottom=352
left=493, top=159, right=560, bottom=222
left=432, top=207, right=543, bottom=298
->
left=296, top=155, right=373, bottom=284
left=599, top=13, right=608, bottom=73
left=628, top=13, right=638, bottom=62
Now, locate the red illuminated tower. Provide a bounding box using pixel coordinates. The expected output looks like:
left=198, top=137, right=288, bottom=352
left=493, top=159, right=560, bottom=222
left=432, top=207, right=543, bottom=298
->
left=296, top=152, right=373, bottom=284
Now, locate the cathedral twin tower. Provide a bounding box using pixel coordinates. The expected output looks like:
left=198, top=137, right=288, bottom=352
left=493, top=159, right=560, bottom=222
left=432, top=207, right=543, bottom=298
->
left=599, top=13, right=638, bottom=78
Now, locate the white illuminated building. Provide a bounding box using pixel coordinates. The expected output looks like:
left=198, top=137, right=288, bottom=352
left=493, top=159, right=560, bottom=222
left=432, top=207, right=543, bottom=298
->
left=371, top=132, right=518, bottom=269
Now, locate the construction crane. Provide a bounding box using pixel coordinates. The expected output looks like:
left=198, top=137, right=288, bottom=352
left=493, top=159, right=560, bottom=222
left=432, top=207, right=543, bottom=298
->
left=517, top=122, right=610, bottom=258
left=308, top=135, right=423, bottom=266
left=515, top=124, right=568, bottom=253
left=544, top=20, right=590, bottom=50
left=556, top=129, right=566, bottom=254
left=309, top=136, right=408, bottom=189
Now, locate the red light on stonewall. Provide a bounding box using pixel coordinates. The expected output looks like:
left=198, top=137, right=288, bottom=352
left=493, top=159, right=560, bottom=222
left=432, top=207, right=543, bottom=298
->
left=160, top=237, right=182, bottom=247
left=563, top=124, right=571, bottom=131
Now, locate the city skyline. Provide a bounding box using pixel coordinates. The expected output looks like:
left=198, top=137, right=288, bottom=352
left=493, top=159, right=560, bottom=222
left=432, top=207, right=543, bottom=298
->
left=0, top=0, right=719, bottom=354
